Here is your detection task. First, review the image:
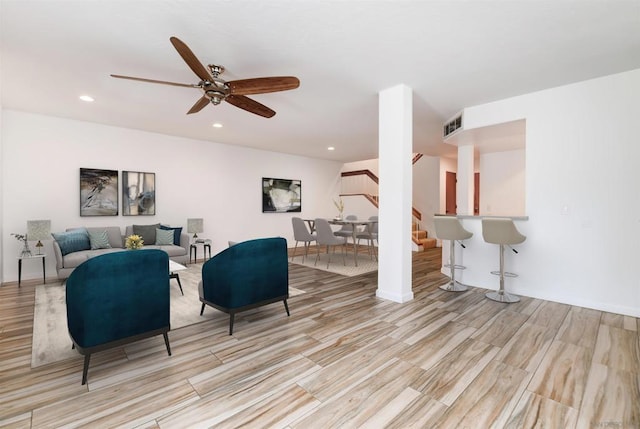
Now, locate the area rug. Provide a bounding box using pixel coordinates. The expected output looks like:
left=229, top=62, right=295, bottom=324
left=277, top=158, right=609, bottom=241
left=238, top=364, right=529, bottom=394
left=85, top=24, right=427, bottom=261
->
left=31, top=263, right=305, bottom=368
left=290, top=251, right=378, bottom=277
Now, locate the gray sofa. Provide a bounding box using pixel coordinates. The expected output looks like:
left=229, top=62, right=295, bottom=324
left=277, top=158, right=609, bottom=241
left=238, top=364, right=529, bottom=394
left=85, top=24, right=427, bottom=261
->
left=53, top=225, right=189, bottom=280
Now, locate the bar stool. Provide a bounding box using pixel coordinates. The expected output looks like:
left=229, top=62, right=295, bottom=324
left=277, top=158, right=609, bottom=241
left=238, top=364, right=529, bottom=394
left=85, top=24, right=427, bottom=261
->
left=482, top=218, right=526, bottom=303
left=433, top=216, right=473, bottom=292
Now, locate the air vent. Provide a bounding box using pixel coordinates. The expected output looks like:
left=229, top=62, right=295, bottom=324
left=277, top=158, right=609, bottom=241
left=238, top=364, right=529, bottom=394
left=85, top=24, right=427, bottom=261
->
left=443, top=113, right=463, bottom=138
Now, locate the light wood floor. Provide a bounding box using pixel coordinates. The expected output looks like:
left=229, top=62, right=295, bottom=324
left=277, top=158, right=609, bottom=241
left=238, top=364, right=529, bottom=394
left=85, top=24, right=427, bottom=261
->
left=1, top=248, right=639, bottom=428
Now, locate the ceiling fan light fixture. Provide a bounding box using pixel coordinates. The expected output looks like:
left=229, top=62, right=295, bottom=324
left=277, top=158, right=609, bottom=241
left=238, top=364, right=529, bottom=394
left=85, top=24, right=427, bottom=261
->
left=205, top=90, right=226, bottom=105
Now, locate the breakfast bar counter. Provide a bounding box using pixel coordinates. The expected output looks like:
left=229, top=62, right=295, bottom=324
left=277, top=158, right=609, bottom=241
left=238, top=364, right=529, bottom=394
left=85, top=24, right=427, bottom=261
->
left=434, top=214, right=530, bottom=295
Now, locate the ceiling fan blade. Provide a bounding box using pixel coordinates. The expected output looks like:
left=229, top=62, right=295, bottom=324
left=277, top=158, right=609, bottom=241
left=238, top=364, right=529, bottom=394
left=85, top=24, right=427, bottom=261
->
left=225, top=94, right=276, bottom=118
left=228, top=77, right=300, bottom=95
left=169, top=36, right=212, bottom=82
left=187, top=96, right=210, bottom=114
left=110, top=74, right=196, bottom=88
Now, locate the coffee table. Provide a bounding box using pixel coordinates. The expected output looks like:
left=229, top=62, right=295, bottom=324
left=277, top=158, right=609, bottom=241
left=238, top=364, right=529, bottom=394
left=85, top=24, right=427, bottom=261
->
left=169, top=260, right=187, bottom=295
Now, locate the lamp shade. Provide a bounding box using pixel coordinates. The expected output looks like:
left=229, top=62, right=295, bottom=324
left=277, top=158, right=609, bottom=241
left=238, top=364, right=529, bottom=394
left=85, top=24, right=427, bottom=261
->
left=187, top=218, right=203, bottom=234
left=27, top=220, right=51, bottom=242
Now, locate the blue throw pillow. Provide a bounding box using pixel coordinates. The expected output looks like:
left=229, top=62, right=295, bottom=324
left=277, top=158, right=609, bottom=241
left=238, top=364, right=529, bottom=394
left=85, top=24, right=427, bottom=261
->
left=52, top=229, right=91, bottom=256
left=159, top=225, right=182, bottom=246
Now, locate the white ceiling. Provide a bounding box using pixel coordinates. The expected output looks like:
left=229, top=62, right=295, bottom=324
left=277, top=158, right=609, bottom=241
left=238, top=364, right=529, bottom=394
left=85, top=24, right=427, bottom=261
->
left=2, top=0, right=639, bottom=162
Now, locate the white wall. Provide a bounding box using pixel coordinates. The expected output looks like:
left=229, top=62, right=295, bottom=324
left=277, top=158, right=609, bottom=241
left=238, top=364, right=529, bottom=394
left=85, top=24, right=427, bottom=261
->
left=479, top=149, right=526, bottom=216
left=1, top=110, right=343, bottom=283
left=0, top=58, right=3, bottom=282
left=412, top=155, right=440, bottom=237
left=460, top=68, right=640, bottom=317
left=342, top=158, right=379, bottom=177
left=341, top=158, right=379, bottom=196
left=0, top=104, right=3, bottom=283
left=341, top=194, right=378, bottom=221
left=439, top=156, right=457, bottom=217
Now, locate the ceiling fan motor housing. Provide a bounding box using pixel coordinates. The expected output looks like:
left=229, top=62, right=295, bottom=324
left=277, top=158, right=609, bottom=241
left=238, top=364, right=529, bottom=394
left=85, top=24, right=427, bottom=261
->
left=205, top=89, right=226, bottom=104
left=203, top=75, right=229, bottom=104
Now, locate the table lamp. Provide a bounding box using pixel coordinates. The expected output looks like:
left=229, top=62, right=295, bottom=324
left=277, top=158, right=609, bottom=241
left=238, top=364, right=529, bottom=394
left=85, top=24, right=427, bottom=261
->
left=187, top=218, right=203, bottom=240
left=27, top=220, right=51, bottom=255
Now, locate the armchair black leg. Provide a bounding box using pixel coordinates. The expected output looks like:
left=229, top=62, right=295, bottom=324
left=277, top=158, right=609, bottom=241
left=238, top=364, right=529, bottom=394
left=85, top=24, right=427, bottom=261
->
left=283, top=299, right=290, bottom=316
left=229, top=313, right=235, bottom=335
left=200, top=303, right=205, bottom=316
left=163, top=332, right=172, bottom=356
left=81, top=354, right=91, bottom=385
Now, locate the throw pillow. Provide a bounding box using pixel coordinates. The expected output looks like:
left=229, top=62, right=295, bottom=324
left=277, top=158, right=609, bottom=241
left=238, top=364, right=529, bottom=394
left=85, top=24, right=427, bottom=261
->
left=88, top=230, right=112, bottom=250
left=159, top=225, right=183, bottom=246
left=52, top=229, right=91, bottom=256
left=133, top=223, right=160, bottom=245
left=155, top=228, right=175, bottom=246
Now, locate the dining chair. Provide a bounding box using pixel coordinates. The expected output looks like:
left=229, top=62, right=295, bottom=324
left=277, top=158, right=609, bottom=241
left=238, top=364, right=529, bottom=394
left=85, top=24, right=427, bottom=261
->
left=356, top=215, right=378, bottom=260
left=333, top=214, right=357, bottom=242
left=314, top=218, right=347, bottom=268
left=291, top=217, right=316, bottom=263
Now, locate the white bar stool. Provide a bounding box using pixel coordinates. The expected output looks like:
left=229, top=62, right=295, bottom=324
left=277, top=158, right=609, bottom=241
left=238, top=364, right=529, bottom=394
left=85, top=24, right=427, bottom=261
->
left=482, top=218, right=526, bottom=303
left=433, top=216, right=473, bottom=292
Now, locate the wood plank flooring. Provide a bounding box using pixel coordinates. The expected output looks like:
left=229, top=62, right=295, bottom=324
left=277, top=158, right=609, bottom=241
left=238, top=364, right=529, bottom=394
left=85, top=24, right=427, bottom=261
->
left=1, top=248, right=639, bottom=428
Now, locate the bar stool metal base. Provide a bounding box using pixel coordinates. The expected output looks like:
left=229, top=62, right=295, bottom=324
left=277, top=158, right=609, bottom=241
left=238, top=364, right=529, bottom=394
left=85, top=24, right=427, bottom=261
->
left=491, top=270, right=518, bottom=278
left=486, top=290, right=520, bottom=303
left=440, top=280, right=468, bottom=292
left=441, top=240, right=469, bottom=292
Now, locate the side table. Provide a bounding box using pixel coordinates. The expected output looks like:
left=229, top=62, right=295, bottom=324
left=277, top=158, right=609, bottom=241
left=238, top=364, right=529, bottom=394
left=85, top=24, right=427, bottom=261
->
left=190, top=239, right=212, bottom=264
left=18, top=254, right=46, bottom=287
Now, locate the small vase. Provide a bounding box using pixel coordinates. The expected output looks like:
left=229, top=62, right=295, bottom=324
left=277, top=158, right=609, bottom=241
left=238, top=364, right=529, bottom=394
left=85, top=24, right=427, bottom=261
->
left=20, top=240, right=32, bottom=258
left=335, top=214, right=343, bottom=221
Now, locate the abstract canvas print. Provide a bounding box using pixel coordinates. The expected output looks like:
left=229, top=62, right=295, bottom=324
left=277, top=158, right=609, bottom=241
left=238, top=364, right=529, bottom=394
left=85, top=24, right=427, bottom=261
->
left=262, top=177, right=301, bottom=212
left=80, top=168, right=118, bottom=216
left=122, top=171, right=156, bottom=216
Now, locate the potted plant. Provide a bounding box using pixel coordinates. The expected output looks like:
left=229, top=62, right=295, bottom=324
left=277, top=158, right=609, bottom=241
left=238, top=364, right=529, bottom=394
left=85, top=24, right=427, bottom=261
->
left=11, top=233, right=32, bottom=257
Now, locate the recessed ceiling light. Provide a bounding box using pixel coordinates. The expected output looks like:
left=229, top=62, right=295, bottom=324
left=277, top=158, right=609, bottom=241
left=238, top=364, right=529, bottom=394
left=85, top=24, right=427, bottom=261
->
left=79, top=95, right=94, bottom=102
left=212, top=123, right=223, bottom=128
left=327, top=146, right=335, bottom=151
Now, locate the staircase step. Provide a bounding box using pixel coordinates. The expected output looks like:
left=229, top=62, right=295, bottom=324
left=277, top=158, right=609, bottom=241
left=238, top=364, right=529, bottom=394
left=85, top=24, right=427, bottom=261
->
left=412, top=230, right=428, bottom=240
left=418, top=238, right=437, bottom=249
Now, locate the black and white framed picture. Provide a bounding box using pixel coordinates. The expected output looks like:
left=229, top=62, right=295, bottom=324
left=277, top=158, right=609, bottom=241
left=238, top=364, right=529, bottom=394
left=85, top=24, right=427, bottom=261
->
left=262, top=177, right=301, bottom=212
left=122, top=171, right=156, bottom=216
left=80, top=168, right=119, bottom=216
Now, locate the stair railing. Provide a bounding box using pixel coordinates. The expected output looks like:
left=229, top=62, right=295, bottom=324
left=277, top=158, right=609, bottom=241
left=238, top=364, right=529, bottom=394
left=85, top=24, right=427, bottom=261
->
left=341, top=169, right=422, bottom=221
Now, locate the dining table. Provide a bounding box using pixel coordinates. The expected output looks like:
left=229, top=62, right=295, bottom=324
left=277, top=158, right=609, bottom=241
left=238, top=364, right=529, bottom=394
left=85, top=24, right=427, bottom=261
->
left=304, top=218, right=378, bottom=267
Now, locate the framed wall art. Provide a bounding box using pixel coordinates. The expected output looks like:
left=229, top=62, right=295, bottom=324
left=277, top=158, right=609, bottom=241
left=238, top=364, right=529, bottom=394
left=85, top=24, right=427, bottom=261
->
left=262, top=177, right=301, bottom=212
left=122, top=171, right=156, bottom=216
left=80, top=168, right=119, bottom=216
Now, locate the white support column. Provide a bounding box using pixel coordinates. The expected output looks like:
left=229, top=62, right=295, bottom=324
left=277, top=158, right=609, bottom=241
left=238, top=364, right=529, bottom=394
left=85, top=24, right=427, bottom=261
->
left=377, top=84, right=414, bottom=303
left=457, top=145, right=475, bottom=215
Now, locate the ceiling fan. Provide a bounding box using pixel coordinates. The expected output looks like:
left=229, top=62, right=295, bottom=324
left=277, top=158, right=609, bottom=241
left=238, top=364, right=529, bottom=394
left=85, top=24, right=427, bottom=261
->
left=111, top=36, right=300, bottom=118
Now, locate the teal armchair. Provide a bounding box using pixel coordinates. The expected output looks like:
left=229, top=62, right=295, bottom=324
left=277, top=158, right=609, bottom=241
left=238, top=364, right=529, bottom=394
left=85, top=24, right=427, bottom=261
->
left=199, top=237, right=290, bottom=334
left=66, top=249, right=171, bottom=384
